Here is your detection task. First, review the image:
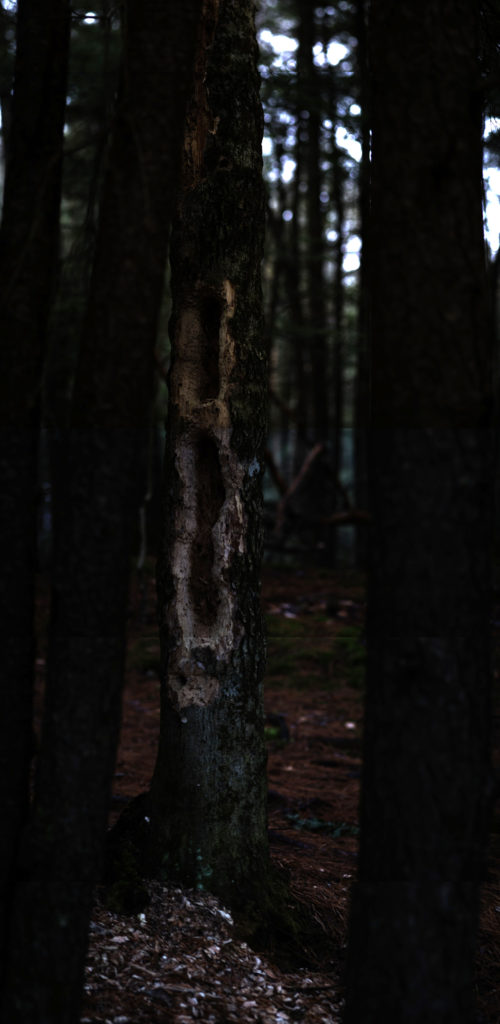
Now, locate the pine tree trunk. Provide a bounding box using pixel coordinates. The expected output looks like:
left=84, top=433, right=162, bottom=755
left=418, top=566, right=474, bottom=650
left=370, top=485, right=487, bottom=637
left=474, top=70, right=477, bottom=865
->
left=149, top=0, right=269, bottom=905
left=298, top=0, right=328, bottom=446
left=286, top=131, right=308, bottom=476
left=353, top=0, right=369, bottom=569
left=329, top=70, right=346, bottom=567
left=344, top=4, right=494, bottom=1021
left=0, top=0, right=70, bottom=988
left=1, top=4, right=201, bottom=1022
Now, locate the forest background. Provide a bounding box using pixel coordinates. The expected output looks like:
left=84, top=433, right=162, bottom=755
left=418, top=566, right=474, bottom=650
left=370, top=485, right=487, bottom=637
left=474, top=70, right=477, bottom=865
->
left=1, top=0, right=500, bottom=561
left=1, top=1, right=500, bottom=1023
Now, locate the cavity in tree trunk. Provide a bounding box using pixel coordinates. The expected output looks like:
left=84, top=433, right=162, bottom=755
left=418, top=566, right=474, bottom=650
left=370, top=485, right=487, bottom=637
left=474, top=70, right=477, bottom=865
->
left=344, top=3, right=494, bottom=1021
left=149, top=0, right=269, bottom=906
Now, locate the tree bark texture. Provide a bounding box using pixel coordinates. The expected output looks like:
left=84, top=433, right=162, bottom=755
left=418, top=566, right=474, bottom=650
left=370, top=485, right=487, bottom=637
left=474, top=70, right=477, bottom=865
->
left=150, top=0, right=269, bottom=906
left=1, top=3, right=201, bottom=1022
left=0, top=0, right=70, bottom=987
left=344, top=4, right=494, bottom=1022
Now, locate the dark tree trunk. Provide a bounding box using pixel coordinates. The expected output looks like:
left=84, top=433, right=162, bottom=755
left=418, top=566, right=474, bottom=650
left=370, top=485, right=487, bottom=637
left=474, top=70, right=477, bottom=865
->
left=0, top=3, right=15, bottom=156
left=298, top=0, right=328, bottom=445
left=353, top=0, right=370, bottom=569
left=1, top=3, right=201, bottom=1022
left=265, top=173, right=290, bottom=480
left=287, top=126, right=308, bottom=475
left=0, top=0, right=70, bottom=987
left=149, top=0, right=269, bottom=907
left=44, top=0, right=120, bottom=549
left=344, top=4, right=494, bottom=1022
left=329, top=69, right=346, bottom=566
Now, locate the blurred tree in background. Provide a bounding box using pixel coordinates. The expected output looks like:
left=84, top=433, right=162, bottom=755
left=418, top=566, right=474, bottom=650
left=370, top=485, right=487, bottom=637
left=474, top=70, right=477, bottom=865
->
left=0, top=0, right=70, bottom=996
left=0, top=0, right=373, bottom=569
left=2, top=0, right=499, bottom=568
left=0, top=1, right=201, bottom=1020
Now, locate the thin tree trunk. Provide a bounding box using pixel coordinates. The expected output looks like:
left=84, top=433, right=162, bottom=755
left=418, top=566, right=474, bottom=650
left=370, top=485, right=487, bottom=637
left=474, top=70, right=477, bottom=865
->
left=45, top=0, right=120, bottom=566
left=267, top=145, right=293, bottom=482
left=0, top=4, right=14, bottom=158
left=298, top=0, right=328, bottom=445
left=0, top=0, right=70, bottom=989
left=149, top=0, right=269, bottom=907
left=287, top=10, right=309, bottom=476
left=344, top=3, right=494, bottom=1021
left=353, top=0, right=369, bottom=569
left=286, top=163, right=309, bottom=474
left=1, top=3, right=201, bottom=1022
left=329, top=69, right=346, bottom=566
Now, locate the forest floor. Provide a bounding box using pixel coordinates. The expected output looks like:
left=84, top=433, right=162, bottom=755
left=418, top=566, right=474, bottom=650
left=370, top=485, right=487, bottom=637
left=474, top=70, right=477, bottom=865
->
left=36, top=560, right=500, bottom=1023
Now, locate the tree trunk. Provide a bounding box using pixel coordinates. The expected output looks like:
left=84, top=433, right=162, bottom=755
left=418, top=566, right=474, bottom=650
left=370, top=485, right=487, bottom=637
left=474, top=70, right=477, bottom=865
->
left=0, top=3, right=15, bottom=157
left=298, top=0, right=328, bottom=446
left=44, top=0, right=120, bottom=551
left=287, top=128, right=309, bottom=476
left=1, top=3, right=201, bottom=1022
left=149, top=0, right=269, bottom=907
left=0, top=0, right=70, bottom=989
left=344, top=4, right=494, bottom=1022
left=353, top=0, right=369, bottom=569
left=329, top=69, right=346, bottom=567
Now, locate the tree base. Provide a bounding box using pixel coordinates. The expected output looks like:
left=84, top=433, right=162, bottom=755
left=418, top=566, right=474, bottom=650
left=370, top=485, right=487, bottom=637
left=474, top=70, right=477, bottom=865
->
left=103, top=792, right=336, bottom=969
left=231, top=860, right=336, bottom=970
left=102, top=792, right=152, bottom=914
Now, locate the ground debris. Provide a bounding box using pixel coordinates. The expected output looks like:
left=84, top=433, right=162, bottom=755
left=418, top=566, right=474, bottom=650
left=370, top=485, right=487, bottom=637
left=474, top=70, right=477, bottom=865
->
left=82, top=881, right=343, bottom=1023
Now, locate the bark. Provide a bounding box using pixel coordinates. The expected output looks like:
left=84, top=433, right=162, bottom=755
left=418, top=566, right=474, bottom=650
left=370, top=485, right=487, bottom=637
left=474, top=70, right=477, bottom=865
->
left=286, top=27, right=309, bottom=475
left=344, top=4, right=493, bottom=1022
left=1, top=3, right=201, bottom=1022
left=44, top=0, right=120, bottom=548
left=0, top=0, right=70, bottom=987
left=287, top=193, right=309, bottom=474
left=353, top=0, right=370, bottom=569
left=265, top=167, right=290, bottom=480
left=329, top=69, right=346, bottom=566
left=297, top=0, right=328, bottom=445
left=265, top=155, right=289, bottom=478
left=149, top=0, right=269, bottom=907
left=0, top=3, right=14, bottom=157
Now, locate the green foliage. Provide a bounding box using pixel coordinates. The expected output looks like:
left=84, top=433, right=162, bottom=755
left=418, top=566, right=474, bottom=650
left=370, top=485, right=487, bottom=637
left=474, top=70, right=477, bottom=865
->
left=332, top=625, right=366, bottom=688
left=265, top=610, right=345, bottom=689
left=285, top=812, right=359, bottom=838
left=264, top=723, right=289, bottom=748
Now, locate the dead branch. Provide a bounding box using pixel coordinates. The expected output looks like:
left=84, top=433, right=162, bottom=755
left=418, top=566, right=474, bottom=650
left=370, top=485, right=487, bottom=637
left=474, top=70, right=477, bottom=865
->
left=269, top=386, right=298, bottom=421
left=321, top=509, right=371, bottom=526
left=264, top=448, right=288, bottom=496
left=275, top=443, right=324, bottom=535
